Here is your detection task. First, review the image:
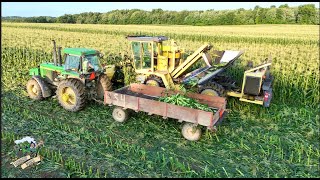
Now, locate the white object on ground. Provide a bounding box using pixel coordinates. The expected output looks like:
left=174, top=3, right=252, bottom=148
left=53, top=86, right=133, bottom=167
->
left=14, top=136, right=36, bottom=145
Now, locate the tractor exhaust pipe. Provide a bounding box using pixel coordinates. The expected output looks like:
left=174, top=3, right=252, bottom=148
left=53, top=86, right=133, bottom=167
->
left=57, top=46, right=62, bottom=66
left=52, top=40, right=57, bottom=66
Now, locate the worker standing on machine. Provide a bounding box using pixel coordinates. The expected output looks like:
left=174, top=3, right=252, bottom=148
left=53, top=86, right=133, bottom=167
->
left=82, top=56, right=97, bottom=73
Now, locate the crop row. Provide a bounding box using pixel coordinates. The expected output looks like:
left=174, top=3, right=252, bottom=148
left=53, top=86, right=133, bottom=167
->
left=2, top=23, right=318, bottom=46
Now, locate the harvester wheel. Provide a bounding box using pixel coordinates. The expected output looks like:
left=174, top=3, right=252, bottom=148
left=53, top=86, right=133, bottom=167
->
left=181, top=123, right=202, bottom=141
left=199, top=82, right=226, bottom=97
left=96, top=74, right=112, bottom=100
left=56, top=79, right=86, bottom=112
left=26, top=79, right=43, bottom=100
left=112, top=107, right=129, bottom=123
left=145, top=75, right=164, bottom=87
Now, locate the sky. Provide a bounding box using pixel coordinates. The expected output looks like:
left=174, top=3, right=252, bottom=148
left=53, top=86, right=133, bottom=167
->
left=2, top=2, right=319, bottom=17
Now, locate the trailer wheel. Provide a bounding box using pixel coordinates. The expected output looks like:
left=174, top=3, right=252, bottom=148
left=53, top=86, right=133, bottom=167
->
left=181, top=123, right=202, bottom=141
left=112, top=107, right=129, bottom=123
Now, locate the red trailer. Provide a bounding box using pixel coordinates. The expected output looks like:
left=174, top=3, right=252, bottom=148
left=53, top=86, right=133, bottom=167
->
left=104, top=83, right=227, bottom=141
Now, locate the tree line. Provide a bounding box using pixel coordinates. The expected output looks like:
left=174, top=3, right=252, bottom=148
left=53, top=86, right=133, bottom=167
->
left=2, top=4, right=319, bottom=25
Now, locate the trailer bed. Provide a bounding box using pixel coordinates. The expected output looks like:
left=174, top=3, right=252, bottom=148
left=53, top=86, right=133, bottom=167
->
left=104, top=83, right=227, bottom=130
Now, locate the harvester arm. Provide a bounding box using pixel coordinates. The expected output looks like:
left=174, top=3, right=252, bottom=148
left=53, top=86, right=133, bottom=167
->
left=197, top=50, right=244, bottom=85
left=182, top=50, right=244, bottom=85
left=170, top=44, right=212, bottom=79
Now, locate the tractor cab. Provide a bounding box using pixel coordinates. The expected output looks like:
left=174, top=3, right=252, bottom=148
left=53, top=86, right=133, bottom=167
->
left=29, top=45, right=108, bottom=89
left=126, top=36, right=184, bottom=74
left=63, top=48, right=103, bottom=74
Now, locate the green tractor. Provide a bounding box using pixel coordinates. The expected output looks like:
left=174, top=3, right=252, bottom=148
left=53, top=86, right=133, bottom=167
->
left=26, top=40, right=115, bottom=112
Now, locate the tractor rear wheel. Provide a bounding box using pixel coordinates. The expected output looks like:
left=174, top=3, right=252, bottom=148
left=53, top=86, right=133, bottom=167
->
left=145, top=75, right=164, bottom=87
left=96, top=74, right=112, bottom=100
left=181, top=123, right=202, bottom=141
left=56, top=79, right=86, bottom=112
left=26, top=79, right=43, bottom=100
left=199, top=82, right=226, bottom=97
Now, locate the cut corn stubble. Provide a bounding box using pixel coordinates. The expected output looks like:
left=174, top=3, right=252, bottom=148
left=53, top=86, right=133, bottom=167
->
left=21, top=155, right=41, bottom=169
left=10, top=155, right=31, bottom=167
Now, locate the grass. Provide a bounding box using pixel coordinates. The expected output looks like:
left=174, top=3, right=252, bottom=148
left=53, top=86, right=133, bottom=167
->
left=1, top=88, right=319, bottom=177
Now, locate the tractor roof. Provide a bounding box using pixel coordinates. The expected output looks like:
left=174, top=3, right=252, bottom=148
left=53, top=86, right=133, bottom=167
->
left=126, top=35, right=169, bottom=42
left=63, top=48, right=98, bottom=56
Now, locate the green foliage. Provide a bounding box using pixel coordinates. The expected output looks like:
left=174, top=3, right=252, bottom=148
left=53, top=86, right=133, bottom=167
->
left=279, top=4, right=289, bottom=8
left=297, top=4, right=317, bottom=24
left=158, top=93, right=215, bottom=112
left=56, top=14, right=76, bottom=23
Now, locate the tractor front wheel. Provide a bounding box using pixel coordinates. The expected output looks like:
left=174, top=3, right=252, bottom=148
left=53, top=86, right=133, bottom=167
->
left=56, top=79, right=86, bottom=112
left=181, top=123, right=202, bottom=141
left=26, top=79, right=43, bottom=100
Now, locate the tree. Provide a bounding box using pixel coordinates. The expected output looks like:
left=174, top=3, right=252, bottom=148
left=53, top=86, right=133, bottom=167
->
left=255, top=8, right=267, bottom=24
left=315, top=9, right=320, bottom=25
left=279, top=4, right=289, bottom=8
left=276, top=8, right=285, bottom=23
left=56, top=14, right=75, bottom=23
left=283, top=8, right=296, bottom=24
left=266, top=8, right=277, bottom=23
left=3, top=5, right=317, bottom=25
left=130, top=10, right=147, bottom=24
left=297, top=4, right=316, bottom=24
left=176, top=10, right=189, bottom=25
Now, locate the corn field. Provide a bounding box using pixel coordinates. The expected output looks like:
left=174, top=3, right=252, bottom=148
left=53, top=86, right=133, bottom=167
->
left=1, top=22, right=319, bottom=178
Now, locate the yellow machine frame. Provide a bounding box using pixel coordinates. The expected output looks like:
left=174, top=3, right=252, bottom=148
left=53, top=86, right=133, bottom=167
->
left=127, top=36, right=212, bottom=90
left=226, top=62, right=272, bottom=105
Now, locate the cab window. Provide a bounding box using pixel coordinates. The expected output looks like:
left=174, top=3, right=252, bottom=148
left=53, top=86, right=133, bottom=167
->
left=132, top=42, right=142, bottom=70
left=142, top=42, right=152, bottom=69
left=65, top=55, right=80, bottom=71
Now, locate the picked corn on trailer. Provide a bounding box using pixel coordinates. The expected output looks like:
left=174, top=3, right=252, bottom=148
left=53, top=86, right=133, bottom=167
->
left=104, top=83, right=227, bottom=141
